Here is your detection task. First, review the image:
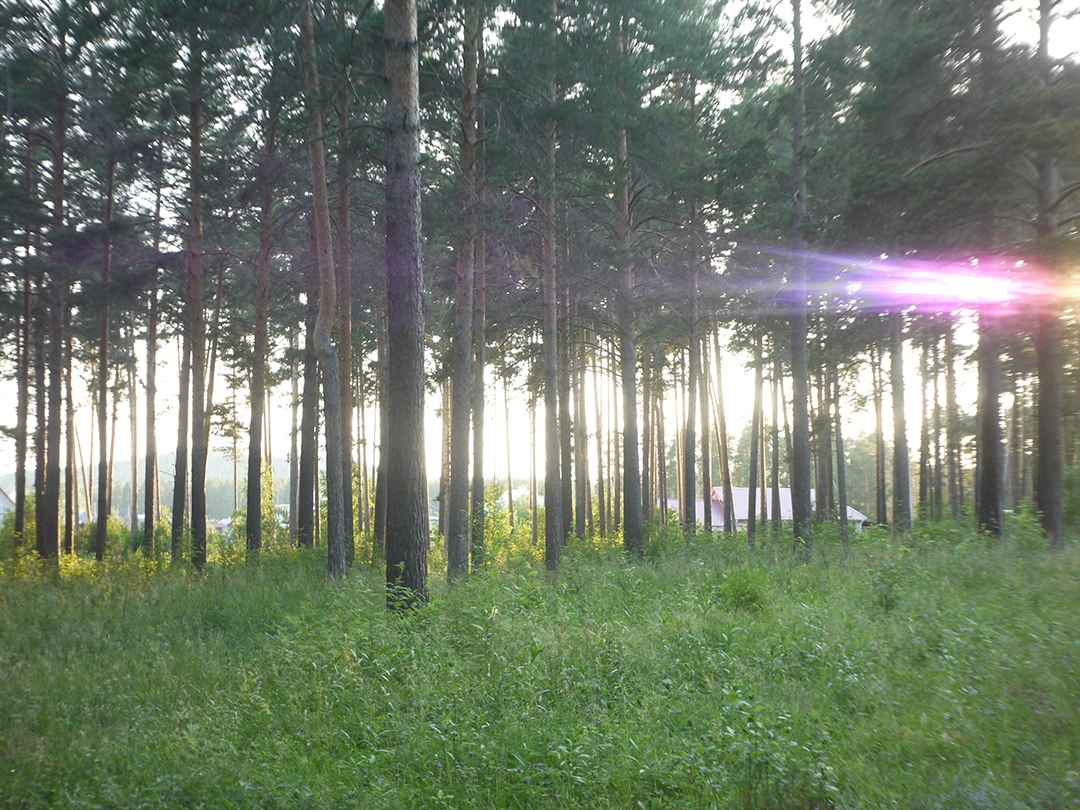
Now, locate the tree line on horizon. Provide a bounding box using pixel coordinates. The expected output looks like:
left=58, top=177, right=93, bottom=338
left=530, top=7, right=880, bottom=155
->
left=2, top=0, right=1079, bottom=603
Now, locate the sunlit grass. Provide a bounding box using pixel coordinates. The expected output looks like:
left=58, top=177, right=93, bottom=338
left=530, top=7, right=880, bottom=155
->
left=1, top=516, right=1078, bottom=809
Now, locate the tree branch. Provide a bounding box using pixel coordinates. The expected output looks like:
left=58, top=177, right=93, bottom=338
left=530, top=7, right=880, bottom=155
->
left=903, top=143, right=989, bottom=177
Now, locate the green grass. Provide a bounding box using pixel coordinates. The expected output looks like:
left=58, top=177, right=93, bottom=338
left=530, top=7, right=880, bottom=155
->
left=1, top=521, right=1078, bottom=809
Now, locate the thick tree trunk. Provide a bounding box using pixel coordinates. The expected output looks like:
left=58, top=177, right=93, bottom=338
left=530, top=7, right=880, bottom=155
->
left=92, top=160, right=115, bottom=562
left=701, top=331, right=712, bottom=533
left=384, top=0, right=428, bottom=602
left=559, top=283, right=573, bottom=542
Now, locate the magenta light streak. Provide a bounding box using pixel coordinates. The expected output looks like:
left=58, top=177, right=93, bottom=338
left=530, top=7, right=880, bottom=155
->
left=759, top=247, right=1066, bottom=315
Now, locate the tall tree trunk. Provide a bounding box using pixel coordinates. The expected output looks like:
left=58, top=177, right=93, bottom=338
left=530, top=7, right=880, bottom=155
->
left=143, top=171, right=161, bottom=555
left=1034, top=0, right=1064, bottom=550
left=932, top=332, right=943, bottom=520
left=701, top=329, right=712, bottom=532
left=246, top=82, right=277, bottom=556
left=683, top=257, right=699, bottom=539
left=574, top=328, right=589, bottom=538
left=15, top=141, right=35, bottom=545
left=188, top=38, right=209, bottom=569
left=471, top=53, right=489, bottom=565
left=890, top=311, right=912, bottom=532
left=833, top=368, right=849, bottom=552
left=447, top=0, right=479, bottom=580
left=128, top=319, right=138, bottom=552
left=641, top=344, right=652, bottom=522
left=595, top=344, right=607, bottom=535
left=977, top=312, right=1005, bottom=539
left=542, top=0, right=563, bottom=568
left=384, top=0, right=428, bottom=602
left=93, top=159, right=115, bottom=561
left=713, top=329, right=734, bottom=533
left=770, top=352, right=781, bottom=539
left=170, top=327, right=190, bottom=559
left=337, top=0, right=355, bottom=567
left=873, top=342, right=889, bottom=525
left=64, top=313, right=74, bottom=554
left=789, top=0, right=812, bottom=558
left=297, top=237, right=319, bottom=549
left=300, top=0, right=346, bottom=579
left=373, top=307, right=388, bottom=557
left=559, top=283, right=573, bottom=541
left=747, top=338, right=762, bottom=548
left=918, top=330, right=931, bottom=519
left=289, top=328, right=299, bottom=544
left=615, top=121, right=642, bottom=556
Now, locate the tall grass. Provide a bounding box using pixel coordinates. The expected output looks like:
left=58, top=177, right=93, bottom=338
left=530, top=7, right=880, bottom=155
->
left=1, top=518, right=1077, bottom=809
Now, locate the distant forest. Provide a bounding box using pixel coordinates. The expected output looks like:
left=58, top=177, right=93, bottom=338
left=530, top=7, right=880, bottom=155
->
left=2, top=0, right=1079, bottom=600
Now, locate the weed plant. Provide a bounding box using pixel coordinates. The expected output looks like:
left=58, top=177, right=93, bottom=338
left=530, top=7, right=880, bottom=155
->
left=1, top=517, right=1078, bottom=809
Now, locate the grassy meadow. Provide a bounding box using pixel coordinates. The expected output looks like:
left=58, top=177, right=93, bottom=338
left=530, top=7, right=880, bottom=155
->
left=1, top=516, right=1078, bottom=809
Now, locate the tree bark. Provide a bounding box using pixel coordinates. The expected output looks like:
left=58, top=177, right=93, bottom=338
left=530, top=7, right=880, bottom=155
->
left=977, top=312, right=1005, bottom=539
left=890, top=311, right=912, bottom=532
left=297, top=234, right=319, bottom=549
left=384, top=0, right=428, bottom=602
left=747, top=337, right=762, bottom=548
left=300, top=0, right=346, bottom=579
left=833, top=368, right=849, bottom=552
left=789, top=0, right=812, bottom=558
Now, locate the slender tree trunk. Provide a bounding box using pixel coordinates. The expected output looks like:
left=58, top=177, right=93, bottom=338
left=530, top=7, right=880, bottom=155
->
left=770, top=352, right=781, bottom=539
left=713, top=329, right=734, bottom=533
left=472, top=94, right=489, bottom=566
left=337, top=0, right=355, bottom=566
left=289, top=328, right=300, bottom=544
left=747, top=338, right=762, bottom=548
left=873, top=342, right=888, bottom=524
left=143, top=173, right=161, bottom=555
left=574, top=329, right=589, bottom=538
left=384, top=0, right=428, bottom=601
left=789, top=0, right=812, bottom=558
left=833, top=368, right=849, bottom=552
left=701, top=330, right=712, bottom=532
left=187, top=39, right=209, bottom=569
left=559, top=283, right=573, bottom=541
left=128, top=319, right=139, bottom=551
left=171, top=330, right=190, bottom=560
left=373, top=308, right=388, bottom=557
left=93, top=159, right=115, bottom=561
left=595, top=346, right=607, bottom=535
left=1034, top=0, right=1065, bottom=550
left=641, top=344, right=652, bottom=522
left=891, top=311, right=912, bottom=532
left=298, top=237, right=319, bottom=549
left=64, top=314, right=74, bottom=554
left=438, top=379, right=450, bottom=539
left=300, top=0, right=346, bottom=578
left=447, top=0, right=479, bottom=580
left=683, top=225, right=700, bottom=537
left=932, top=333, right=943, bottom=520
left=615, top=121, right=642, bottom=557
left=977, top=312, right=1005, bottom=539
left=918, top=330, right=931, bottom=519
left=530, top=395, right=538, bottom=546
left=542, top=0, right=563, bottom=569
left=246, top=89, right=277, bottom=556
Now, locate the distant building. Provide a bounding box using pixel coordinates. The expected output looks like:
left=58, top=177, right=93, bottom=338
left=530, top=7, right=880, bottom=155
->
left=667, top=486, right=869, bottom=532
left=0, top=487, right=14, bottom=525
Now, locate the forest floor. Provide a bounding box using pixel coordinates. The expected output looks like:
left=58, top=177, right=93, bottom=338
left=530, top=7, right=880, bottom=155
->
left=1, top=514, right=1078, bottom=809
